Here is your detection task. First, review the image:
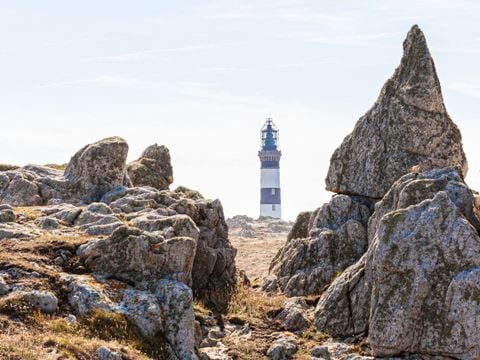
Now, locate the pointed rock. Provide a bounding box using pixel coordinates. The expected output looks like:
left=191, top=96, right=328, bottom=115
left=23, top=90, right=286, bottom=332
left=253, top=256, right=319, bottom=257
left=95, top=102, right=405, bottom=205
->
left=325, top=25, right=467, bottom=199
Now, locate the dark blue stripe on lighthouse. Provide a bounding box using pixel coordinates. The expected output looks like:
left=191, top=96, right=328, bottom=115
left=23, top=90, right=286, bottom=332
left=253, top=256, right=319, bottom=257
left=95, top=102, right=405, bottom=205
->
left=261, top=160, right=280, bottom=169
left=261, top=188, right=281, bottom=204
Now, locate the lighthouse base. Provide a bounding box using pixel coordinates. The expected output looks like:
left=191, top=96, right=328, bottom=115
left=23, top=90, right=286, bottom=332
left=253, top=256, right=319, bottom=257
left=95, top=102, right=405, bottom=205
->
left=260, top=204, right=282, bottom=219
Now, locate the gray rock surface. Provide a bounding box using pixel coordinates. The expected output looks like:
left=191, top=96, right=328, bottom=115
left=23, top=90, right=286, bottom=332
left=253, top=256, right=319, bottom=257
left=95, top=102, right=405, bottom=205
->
left=77, top=223, right=198, bottom=286
left=267, top=334, right=298, bottom=360
left=315, top=168, right=480, bottom=359
left=275, top=297, right=311, bottom=332
left=127, top=144, right=173, bottom=190
left=325, top=25, right=467, bottom=199
left=270, top=195, right=371, bottom=296
left=64, top=137, right=130, bottom=202
left=96, top=346, right=123, bottom=360
left=23, top=290, right=58, bottom=314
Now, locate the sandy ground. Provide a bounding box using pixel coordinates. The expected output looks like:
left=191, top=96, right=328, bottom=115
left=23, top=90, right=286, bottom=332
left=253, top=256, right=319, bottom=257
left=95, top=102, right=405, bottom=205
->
left=230, top=233, right=286, bottom=281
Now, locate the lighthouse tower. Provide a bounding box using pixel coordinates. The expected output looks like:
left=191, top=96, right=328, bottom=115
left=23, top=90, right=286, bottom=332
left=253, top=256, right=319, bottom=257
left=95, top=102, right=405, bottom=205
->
left=258, top=118, right=282, bottom=219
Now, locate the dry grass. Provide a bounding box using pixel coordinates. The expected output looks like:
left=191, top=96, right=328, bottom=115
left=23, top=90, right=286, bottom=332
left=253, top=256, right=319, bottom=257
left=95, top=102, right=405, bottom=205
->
left=228, top=284, right=285, bottom=323
left=230, top=233, right=286, bottom=281
left=44, top=163, right=67, bottom=171
left=0, top=164, right=19, bottom=171
left=0, top=307, right=167, bottom=359
left=0, top=232, right=92, bottom=283
left=14, top=206, right=44, bottom=221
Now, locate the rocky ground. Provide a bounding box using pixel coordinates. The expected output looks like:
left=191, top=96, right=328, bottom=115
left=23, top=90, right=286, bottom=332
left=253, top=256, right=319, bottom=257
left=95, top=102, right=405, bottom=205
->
left=228, top=216, right=292, bottom=280
left=2, top=24, right=480, bottom=360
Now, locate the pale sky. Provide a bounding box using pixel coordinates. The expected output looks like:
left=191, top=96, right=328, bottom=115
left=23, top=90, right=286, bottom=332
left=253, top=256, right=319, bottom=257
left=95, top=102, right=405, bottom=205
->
left=1, top=1, right=480, bottom=220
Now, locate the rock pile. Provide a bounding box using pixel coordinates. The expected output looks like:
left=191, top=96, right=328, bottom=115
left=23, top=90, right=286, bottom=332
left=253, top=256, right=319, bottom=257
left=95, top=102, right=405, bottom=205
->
left=269, top=25, right=480, bottom=359
left=227, top=215, right=293, bottom=238
left=0, top=137, right=237, bottom=359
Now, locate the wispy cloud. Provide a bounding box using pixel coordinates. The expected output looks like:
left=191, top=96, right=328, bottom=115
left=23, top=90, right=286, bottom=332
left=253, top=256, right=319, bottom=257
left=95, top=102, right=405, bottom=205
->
left=276, top=61, right=334, bottom=68
left=93, top=44, right=229, bottom=62
left=447, top=80, right=480, bottom=99
left=198, top=66, right=253, bottom=74
left=38, top=76, right=141, bottom=89
left=287, top=31, right=398, bottom=47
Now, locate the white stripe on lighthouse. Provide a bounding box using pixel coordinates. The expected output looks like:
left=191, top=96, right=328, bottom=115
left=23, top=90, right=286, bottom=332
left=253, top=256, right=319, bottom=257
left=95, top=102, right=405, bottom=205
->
left=260, top=204, right=282, bottom=218
left=260, top=168, right=281, bottom=188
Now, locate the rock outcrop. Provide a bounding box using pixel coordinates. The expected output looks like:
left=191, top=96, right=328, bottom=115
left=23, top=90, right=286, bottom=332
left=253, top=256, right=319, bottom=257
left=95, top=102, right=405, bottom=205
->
left=0, top=137, right=131, bottom=206
left=64, top=137, right=130, bottom=202
left=127, top=144, right=173, bottom=190
left=325, top=25, right=467, bottom=199
left=315, top=168, right=480, bottom=359
left=269, top=195, right=370, bottom=296
left=0, top=136, right=237, bottom=359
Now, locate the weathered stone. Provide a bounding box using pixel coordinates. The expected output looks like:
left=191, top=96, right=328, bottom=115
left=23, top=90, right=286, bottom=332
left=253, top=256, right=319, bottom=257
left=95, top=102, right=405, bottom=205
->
left=96, top=346, right=122, bottom=360
left=315, top=168, right=480, bottom=359
left=0, top=208, right=15, bottom=223
left=23, top=290, right=58, bottom=314
left=310, top=341, right=374, bottom=360
left=0, top=173, right=41, bottom=206
left=120, top=289, right=162, bottom=337
left=275, top=297, right=310, bottom=332
left=270, top=195, right=370, bottom=296
left=37, top=216, right=60, bottom=230
left=325, top=25, right=467, bottom=199
left=262, top=275, right=279, bottom=293
left=74, top=203, right=123, bottom=235
left=127, top=144, right=173, bottom=190
left=0, top=277, right=10, bottom=295
left=64, top=274, right=117, bottom=316
left=286, top=211, right=311, bottom=242
left=77, top=224, right=198, bottom=287
left=367, top=192, right=480, bottom=358
left=154, top=279, right=198, bottom=360
left=64, top=137, right=130, bottom=202
left=367, top=167, right=480, bottom=240
left=267, top=334, right=297, bottom=360
left=314, top=256, right=369, bottom=338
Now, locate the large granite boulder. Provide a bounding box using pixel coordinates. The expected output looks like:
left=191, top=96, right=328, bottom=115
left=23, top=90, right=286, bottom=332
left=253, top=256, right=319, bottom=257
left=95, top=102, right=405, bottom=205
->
left=64, top=137, right=130, bottom=202
left=77, top=222, right=198, bottom=287
left=325, top=25, right=467, bottom=199
left=101, top=185, right=237, bottom=312
left=127, top=144, right=173, bottom=190
left=269, top=195, right=371, bottom=296
left=315, top=168, right=480, bottom=359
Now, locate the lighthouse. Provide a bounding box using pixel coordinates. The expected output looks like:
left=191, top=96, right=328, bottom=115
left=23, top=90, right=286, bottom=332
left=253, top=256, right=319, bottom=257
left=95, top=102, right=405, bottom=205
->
left=258, top=118, right=282, bottom=219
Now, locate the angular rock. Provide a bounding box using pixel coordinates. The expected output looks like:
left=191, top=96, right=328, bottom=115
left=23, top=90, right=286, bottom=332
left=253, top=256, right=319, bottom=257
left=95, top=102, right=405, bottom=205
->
left=0, top=208, right=15, bottom=223
left=286, top=211, right=311, bottom=242
left=315, top=168, right=480, bottom=359
left=0, top=173, right=42, bottom=206
left=64, top=137, right=130, bottom=202
left=325, top=25, right=467, bottom=199
left=267, top=334, right=297, bottom=360
left=367, top=192, right=480, bottom=358
left=64, top=274, right=117, bottom=316
left=270, top=195, right=370, bottom=296
left=77, top=224, right=198, bottom=287
left=96, top=346, right=122, bottom=360
left=153, top=279, right=198, bottom=360
left=314, top=256, right=369, bottom=338
left=103, top=185, right=237, bottom=311
left=127, top=144, right=173, bottom=190
left=74, top=202, right=123, bottom=236
left=275, top=297, right=311, bottom=332
left=120, top=289, right=162, bottom=337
